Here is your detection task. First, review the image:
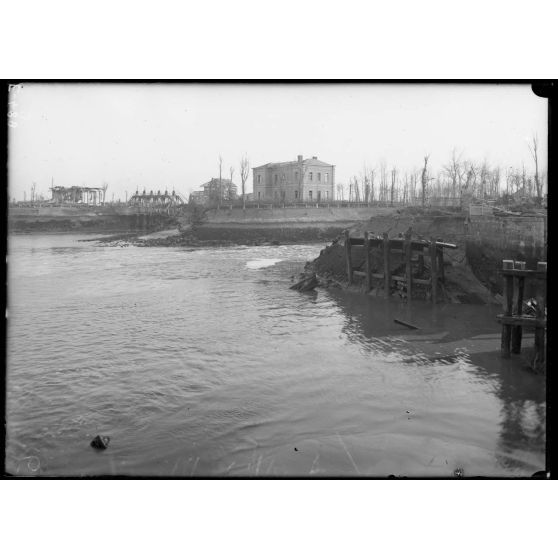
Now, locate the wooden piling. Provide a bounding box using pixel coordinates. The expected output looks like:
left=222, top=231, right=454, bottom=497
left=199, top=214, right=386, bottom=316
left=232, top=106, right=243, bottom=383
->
left=534, top=261, right=547, bottom=368
left=383, top=232, right=391, bottom=298
left=511, top=261, right=525, bottom=353
left=417, top=251, right=425, bottom=276
left=501, top=260, right=514, bottom=357
left=364, top=231, right=372, bottom=292
left=429, top=237, right=438, bottom=304
left=344, top=229, right=353, bottom=285
left=437, top=244, right=445, bottom=284
left=404, top=231, right=412, bottom=302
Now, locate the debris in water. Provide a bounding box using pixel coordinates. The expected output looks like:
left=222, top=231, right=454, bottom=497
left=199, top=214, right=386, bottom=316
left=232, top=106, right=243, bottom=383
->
left=394, top=319, right=419, bottom=330
left=294, top=447, right=299, bottom=452
left=90, top=435, right=110, bottom=450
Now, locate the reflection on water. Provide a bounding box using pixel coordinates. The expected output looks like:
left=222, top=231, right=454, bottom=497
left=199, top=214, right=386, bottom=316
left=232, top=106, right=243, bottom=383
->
left=6, top=234, right=545, bottom=477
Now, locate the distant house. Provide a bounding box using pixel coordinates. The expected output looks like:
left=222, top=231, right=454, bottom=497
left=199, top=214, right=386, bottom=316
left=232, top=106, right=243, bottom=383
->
left=190, top=178, right=239, bottom=205
left=252, top=155, right=335, bottom=203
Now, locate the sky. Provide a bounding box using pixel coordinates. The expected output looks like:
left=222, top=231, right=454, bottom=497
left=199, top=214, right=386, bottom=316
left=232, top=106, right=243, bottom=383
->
left=8, top=83, right=548, bottom=202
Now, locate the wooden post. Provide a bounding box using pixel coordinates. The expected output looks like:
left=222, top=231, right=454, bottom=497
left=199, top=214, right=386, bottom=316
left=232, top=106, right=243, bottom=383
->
left=364, top=231, right=372, bottom=292
left=534, top=261, right=547, bottom=369
left=436, top=241, right=445, bottom=284
left=429, top=237, right=438, bottom=304
left=404, top=231, right=412, bottom=302
left=383, top=232, right=391, bottom=298
left=344, top=229, right=353, bottom=285
left=511, top=261, right=525, bottom=353
left=417, top=251, right=425, bottom=276
left=501, top=259, right=514, bottom=357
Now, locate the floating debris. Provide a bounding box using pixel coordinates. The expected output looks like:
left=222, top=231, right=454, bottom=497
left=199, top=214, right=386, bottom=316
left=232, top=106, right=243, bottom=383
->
left=90, top=435, right=110, bottom=450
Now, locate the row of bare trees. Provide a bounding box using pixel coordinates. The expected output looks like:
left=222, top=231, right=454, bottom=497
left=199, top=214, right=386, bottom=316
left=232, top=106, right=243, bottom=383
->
left=211, top=154, right=250, bottom=209
left=336, top=139, right=545, bottom=206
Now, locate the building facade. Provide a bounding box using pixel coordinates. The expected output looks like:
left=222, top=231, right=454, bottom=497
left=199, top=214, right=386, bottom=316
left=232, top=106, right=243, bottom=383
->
left=252, top=155, right=335, bottom=203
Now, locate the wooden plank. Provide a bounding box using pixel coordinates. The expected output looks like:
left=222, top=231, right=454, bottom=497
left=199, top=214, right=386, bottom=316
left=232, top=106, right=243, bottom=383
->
left=394, top=318, right=419, bottom=330
left=383, top=233, right=391, bottom=298
left=353, top=270, right=366, bottom=277
left=413, top=278, right=431, bottom=285
left=405, top=232, right=412, bottom=303
left=364, top=231, right=372, bottom=292
left=371, top=273, right=384, bottom=279
left=344, top=230, right=353, bottom=285
left=497, top=315, right=546, bottom=327
left=511, top=261, right=525, bottom=353
left=430, top=237, right=437, bottom=304
left=501, top=269, right=547, bottom=277
left=349, top=238, right=364, bottom=246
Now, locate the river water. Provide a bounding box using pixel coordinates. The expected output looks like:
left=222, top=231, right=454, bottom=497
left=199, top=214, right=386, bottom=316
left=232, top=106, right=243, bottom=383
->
left=6, top=234, right=546, bottom=477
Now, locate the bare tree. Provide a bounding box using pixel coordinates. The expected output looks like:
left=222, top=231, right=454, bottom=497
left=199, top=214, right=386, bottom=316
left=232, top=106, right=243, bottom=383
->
left=353, top=176, right=361, bottom=203
left=218, top=154, right=223, bottom=208
left=368, top=168, right=376, bottom=203
left=336, top=183, right=345, bottom=201
left=528, top=135, right=542, bottom=201
left=421, top=155, right=429, bottom=207
left=101, top=182, right=108, bottom=205
left=239, top=153, right=249, bottom=210
left=390, top=168, right=397, bottom=205
left=229, top=166, right=235, bottom=202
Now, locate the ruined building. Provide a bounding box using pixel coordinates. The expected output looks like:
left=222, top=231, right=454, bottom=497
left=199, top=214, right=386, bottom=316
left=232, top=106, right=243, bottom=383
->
left=50, top=185, right=105, bottom=205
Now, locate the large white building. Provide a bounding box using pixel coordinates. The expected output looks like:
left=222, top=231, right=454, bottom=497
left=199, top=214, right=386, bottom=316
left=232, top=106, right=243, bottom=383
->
left=252, top=155, right=335, bottom=203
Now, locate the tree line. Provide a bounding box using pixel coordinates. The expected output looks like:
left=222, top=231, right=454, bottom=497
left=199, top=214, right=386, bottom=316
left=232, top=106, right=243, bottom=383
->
left=335, top=138, right=545, bottom=206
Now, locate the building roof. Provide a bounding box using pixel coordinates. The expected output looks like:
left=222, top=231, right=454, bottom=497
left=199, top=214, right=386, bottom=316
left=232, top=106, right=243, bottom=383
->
left=200, top=178, right=237, bottom=189
left=253, top=157, right=333, bottom=170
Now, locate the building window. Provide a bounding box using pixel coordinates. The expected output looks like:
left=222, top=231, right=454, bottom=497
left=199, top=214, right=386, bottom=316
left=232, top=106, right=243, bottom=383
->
left=309, top=172, right=313, bottom=181
left=325, top=173, right=329, bottom=183
left=274, top=191, right=279, bottom=199
left=274, top=174, right=278, bottom=184
left=295, top=171, right=299, bottom=182
left=257, top=175, right=262, bottom=184
left=309, top=191, right=313, bottom=200
left=281, top=174, right=285, bottom=181
left=318, top=172, right=321, bottom=182
left=258, top=191, right=261, bottom=199
left=295, top=190, right=298, bottom=199
left=326, top=191, right=329, bottom=199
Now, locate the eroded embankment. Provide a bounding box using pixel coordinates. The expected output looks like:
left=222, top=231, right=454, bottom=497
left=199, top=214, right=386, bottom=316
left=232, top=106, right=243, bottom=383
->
left=305, top=225, right=495, bottom=305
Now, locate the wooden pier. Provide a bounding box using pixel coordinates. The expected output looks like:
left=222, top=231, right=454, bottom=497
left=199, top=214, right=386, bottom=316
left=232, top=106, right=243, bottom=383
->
left=344, top=229, right=456, bottom=303
left=498, top=260, right=546, bottom=370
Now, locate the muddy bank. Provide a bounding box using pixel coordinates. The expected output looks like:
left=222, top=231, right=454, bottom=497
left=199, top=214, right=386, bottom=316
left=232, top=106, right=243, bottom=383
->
left=87, top=222, right=345, bottom=248
left=9, top=212, right=177, bottom=234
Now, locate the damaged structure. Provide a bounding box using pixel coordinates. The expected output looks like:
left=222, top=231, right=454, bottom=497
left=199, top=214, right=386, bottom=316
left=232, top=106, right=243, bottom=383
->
left=128, top=189, right=185, bottom=206
left=50, top=185, right=105, bottom=205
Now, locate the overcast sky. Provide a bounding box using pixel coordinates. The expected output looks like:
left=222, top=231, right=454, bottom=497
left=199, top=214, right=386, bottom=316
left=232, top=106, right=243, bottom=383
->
left=8, top=83, right=547, bottom=201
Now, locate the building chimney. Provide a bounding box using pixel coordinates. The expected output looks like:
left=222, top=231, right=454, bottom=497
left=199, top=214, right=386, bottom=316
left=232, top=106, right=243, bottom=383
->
left=297, top=155, right=303, bottom=162
left=312, top=156, right=317, bottom=159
